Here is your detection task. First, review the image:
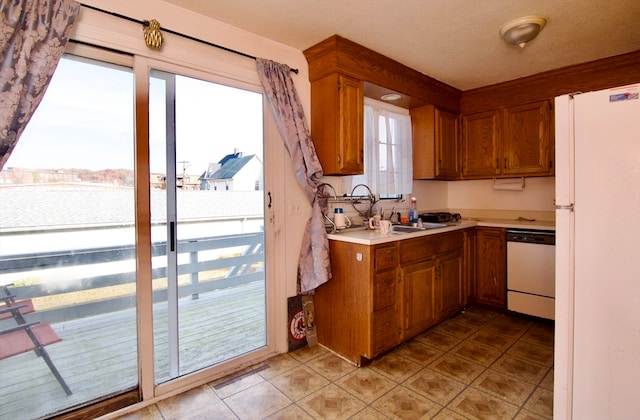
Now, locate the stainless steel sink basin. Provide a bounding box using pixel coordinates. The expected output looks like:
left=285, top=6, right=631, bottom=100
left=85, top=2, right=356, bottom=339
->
left=391, top=223, right=447, bottom=233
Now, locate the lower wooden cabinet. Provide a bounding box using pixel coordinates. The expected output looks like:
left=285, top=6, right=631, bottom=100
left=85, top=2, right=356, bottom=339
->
left=314, top=230, right=467, bottom=365
left=475, top=227, right=507, bottom=307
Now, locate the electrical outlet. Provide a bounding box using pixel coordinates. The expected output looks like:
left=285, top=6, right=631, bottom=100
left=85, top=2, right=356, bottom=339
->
left=289, top=200, right=302, bottom=215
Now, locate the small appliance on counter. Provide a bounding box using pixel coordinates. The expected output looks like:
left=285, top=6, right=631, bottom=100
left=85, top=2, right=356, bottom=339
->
left=419, top=212, right=461, bottom=223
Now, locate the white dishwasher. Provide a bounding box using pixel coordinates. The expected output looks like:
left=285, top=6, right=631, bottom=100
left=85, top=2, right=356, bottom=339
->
left=506, top=229, right=555, bottom=320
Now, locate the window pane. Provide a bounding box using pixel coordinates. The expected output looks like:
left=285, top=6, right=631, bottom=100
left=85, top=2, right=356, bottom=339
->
left=0, top=55, right=136, bottom=418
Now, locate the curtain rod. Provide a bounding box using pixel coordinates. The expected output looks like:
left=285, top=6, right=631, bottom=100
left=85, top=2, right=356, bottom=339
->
left=80, top=4, right=299, bottom=74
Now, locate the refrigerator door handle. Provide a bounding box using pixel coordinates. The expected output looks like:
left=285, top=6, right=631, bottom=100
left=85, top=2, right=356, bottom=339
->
left=555, top=204, right=575, bottom=211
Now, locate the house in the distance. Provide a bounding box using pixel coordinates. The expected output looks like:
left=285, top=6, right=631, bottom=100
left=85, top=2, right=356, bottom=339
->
left=199, top=151, right=263, bottom=191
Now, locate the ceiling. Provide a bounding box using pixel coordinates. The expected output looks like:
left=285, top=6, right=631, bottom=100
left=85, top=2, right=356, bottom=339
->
left=162, top=0, right=640, bottom=91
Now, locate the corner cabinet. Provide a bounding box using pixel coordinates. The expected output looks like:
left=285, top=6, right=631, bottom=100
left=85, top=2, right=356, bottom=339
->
left=411, top=105, right=460, bottom=180
left=475, top=227, right=506, bottom=308
left=461, top=100, right=553, bottom=178
left=314, top=230, right=466, bottom=365
left=310, top=73, right=364, bottom=175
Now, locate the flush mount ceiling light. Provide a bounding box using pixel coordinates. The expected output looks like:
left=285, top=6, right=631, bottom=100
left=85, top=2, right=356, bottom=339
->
left=499, top=15, right=547, bottom=48
left=380, top=93, right=401, bottom=101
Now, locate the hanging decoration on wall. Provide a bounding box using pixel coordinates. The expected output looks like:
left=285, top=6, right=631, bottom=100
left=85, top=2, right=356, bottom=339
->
left=143, top=19, right=164, bottom=50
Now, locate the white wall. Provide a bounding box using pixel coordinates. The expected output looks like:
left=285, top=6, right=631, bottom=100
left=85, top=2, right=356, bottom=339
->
left=447, top=177, right=555, bottom=212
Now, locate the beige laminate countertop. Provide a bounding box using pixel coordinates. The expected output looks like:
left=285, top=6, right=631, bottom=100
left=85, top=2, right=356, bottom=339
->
left=327, top=218, right=555, bottom=246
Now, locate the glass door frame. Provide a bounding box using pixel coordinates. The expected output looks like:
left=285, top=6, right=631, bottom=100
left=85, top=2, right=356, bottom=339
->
left=134, top=57, right=285, bottom=400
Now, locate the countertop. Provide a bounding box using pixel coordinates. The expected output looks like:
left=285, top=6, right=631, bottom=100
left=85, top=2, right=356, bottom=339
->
left=327, top=217, right=555, bottom=246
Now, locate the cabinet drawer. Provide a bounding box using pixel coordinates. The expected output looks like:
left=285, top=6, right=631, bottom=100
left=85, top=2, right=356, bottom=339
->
left=374, top=270, right=397, bottom=311
left=435, top=231, right=464, bottom=253
left=399, top=236, right=435, bottom=264
left=375, top=245, right=398, bottom=271
left=373, top=308, right=398, bottom=354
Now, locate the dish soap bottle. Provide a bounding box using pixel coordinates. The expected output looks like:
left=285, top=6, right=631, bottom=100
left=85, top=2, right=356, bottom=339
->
left=409, top=197, right=418, bottom=225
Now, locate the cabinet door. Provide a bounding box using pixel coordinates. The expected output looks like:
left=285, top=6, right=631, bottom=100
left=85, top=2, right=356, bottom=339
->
left=461, top=110, right=501, bottom=178
left=502, top=100, right=551, bottom=175
left=435, top=109, right=460, bottom=179
left=310, top=73, right=363, bottom=175
left=338, top=75, right=364, bottom=174
left=475, top=228, right=506, bottom=307
left=402, top=259, right=436, bottom=339
left=437, top=248, right=464, bottom=317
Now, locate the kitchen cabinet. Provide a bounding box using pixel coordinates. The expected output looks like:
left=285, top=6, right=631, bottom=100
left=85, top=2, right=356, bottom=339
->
left=475, top=227, right=507, bottom=307
left=310, top=73, right=364, bottom=175
left=314, top=230, right=467, bottom=365
left=410, top=105, right=460, bottom=180
left=399, top=236, right=437, bottom=339
left=461, top=100, right=552, bottom=178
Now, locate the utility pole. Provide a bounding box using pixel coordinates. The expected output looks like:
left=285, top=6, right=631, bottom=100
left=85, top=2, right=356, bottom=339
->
left=178, top=160, right=190, bottom=189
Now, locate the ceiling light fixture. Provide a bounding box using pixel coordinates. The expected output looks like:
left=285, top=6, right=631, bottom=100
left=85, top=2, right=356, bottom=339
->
left=381, top=93, right=401, bottom=101
left=499, top=15, right=547, bottom=49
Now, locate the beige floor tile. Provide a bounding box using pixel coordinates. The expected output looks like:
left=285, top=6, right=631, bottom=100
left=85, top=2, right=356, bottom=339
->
left=298, top=383, right=366, bottom=419
left=429, top=353, right=485, bottom=384
left=349, top=406, right=392, bottom=419
left=156, top=385, right=220, bottom=418
left=487, top=314, right=532, bottom=333
left=449, top=387, right=519, bottom=419
left=306, top=352, right=358, bottom=381
left=514, top=409, right=549, bottom=420
left=449, top=340, right=502, bottom=367
left=490, top=355, right=548, bottom=385
left=371, top=385, right=443, bottom=419
left=539, top=368, right=554, bottom=391
left=288, top=343, right=329, bottom=363
left=264, top=403, right=314, bottom=419
left=223, top=381, right=292, bottom=419
left=467, top=328, right=517, bottom=352
left=114, top=404, right=164, bottom=420
left=257, top=353, right=303, bottom=380
left=431, top=407, right=468, bottom=420
left=414, top=329, right=463, bottom=352
left=523, top=387, right=553, bottom=419
left=404, top=367, right=466, bottom=405
left=455, top=307, right=499, bottom=327
left=335, top=367, right=397, bottom=404
left=472, top=370, right=536, bottom=406
left=175, top=399, right=239, bottom=420
left=393, top=340, right=444, bottom=365
left=269, top=365, right=330, bottom=402
left=370, top=352, right=423, bottom=382
left=212, top=372, right=265, bottom=399
left=520, top=323, right=554, bottom=348
left=506, top=341, right=554, bottom=367
left=432, top=318, right=477, bottom=339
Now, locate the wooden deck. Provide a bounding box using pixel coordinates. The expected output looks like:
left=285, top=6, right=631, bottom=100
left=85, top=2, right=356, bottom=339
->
left=0, top=281, right=266, bottom=420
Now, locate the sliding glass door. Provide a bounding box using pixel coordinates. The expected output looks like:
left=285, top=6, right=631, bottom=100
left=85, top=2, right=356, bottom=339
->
left=149, top=69, right=267, bottom=382
left=0, top=52, right=137, bottom=419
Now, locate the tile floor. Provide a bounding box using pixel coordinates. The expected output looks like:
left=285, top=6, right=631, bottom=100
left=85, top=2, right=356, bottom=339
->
left=116, top=306, right=554, bottom=419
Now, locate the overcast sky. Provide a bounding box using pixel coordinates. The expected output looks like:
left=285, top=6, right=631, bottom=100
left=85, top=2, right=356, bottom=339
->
left=6, top=55, right=263, bottom=175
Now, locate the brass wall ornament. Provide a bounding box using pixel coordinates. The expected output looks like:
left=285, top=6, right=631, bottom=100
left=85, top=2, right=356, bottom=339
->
left=143, top=19, right=163, bottom=50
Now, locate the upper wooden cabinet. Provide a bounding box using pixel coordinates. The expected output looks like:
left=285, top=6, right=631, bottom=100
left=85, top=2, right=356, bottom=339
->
left=461, top=100, right=553, bottom=178
left=460, top=110, right=500, bottom=178
left=310, top=73, right=364, bottom=175
left=502, top=101, right=553, bottom=175
left=411, top=105, right=460, bottom=180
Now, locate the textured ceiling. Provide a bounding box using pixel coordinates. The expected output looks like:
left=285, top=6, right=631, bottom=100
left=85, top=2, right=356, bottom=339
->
left=162, top=0, right=640, bottom=91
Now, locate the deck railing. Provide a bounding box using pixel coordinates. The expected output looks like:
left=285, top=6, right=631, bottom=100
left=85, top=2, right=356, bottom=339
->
left=0, top=231, right=265, bottom=324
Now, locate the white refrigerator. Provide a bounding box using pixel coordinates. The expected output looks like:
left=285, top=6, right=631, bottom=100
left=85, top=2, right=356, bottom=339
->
left=554, top=85, right=640, bottom=418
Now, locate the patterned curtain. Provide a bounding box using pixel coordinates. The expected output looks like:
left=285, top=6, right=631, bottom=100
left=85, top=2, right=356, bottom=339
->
left=0, top=0, right=80, bottom=170
left=256, top=58, right=331, bottom=294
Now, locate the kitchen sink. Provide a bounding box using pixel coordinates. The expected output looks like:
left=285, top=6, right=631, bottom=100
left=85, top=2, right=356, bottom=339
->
left=391, top=223, right=447, bottom=233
